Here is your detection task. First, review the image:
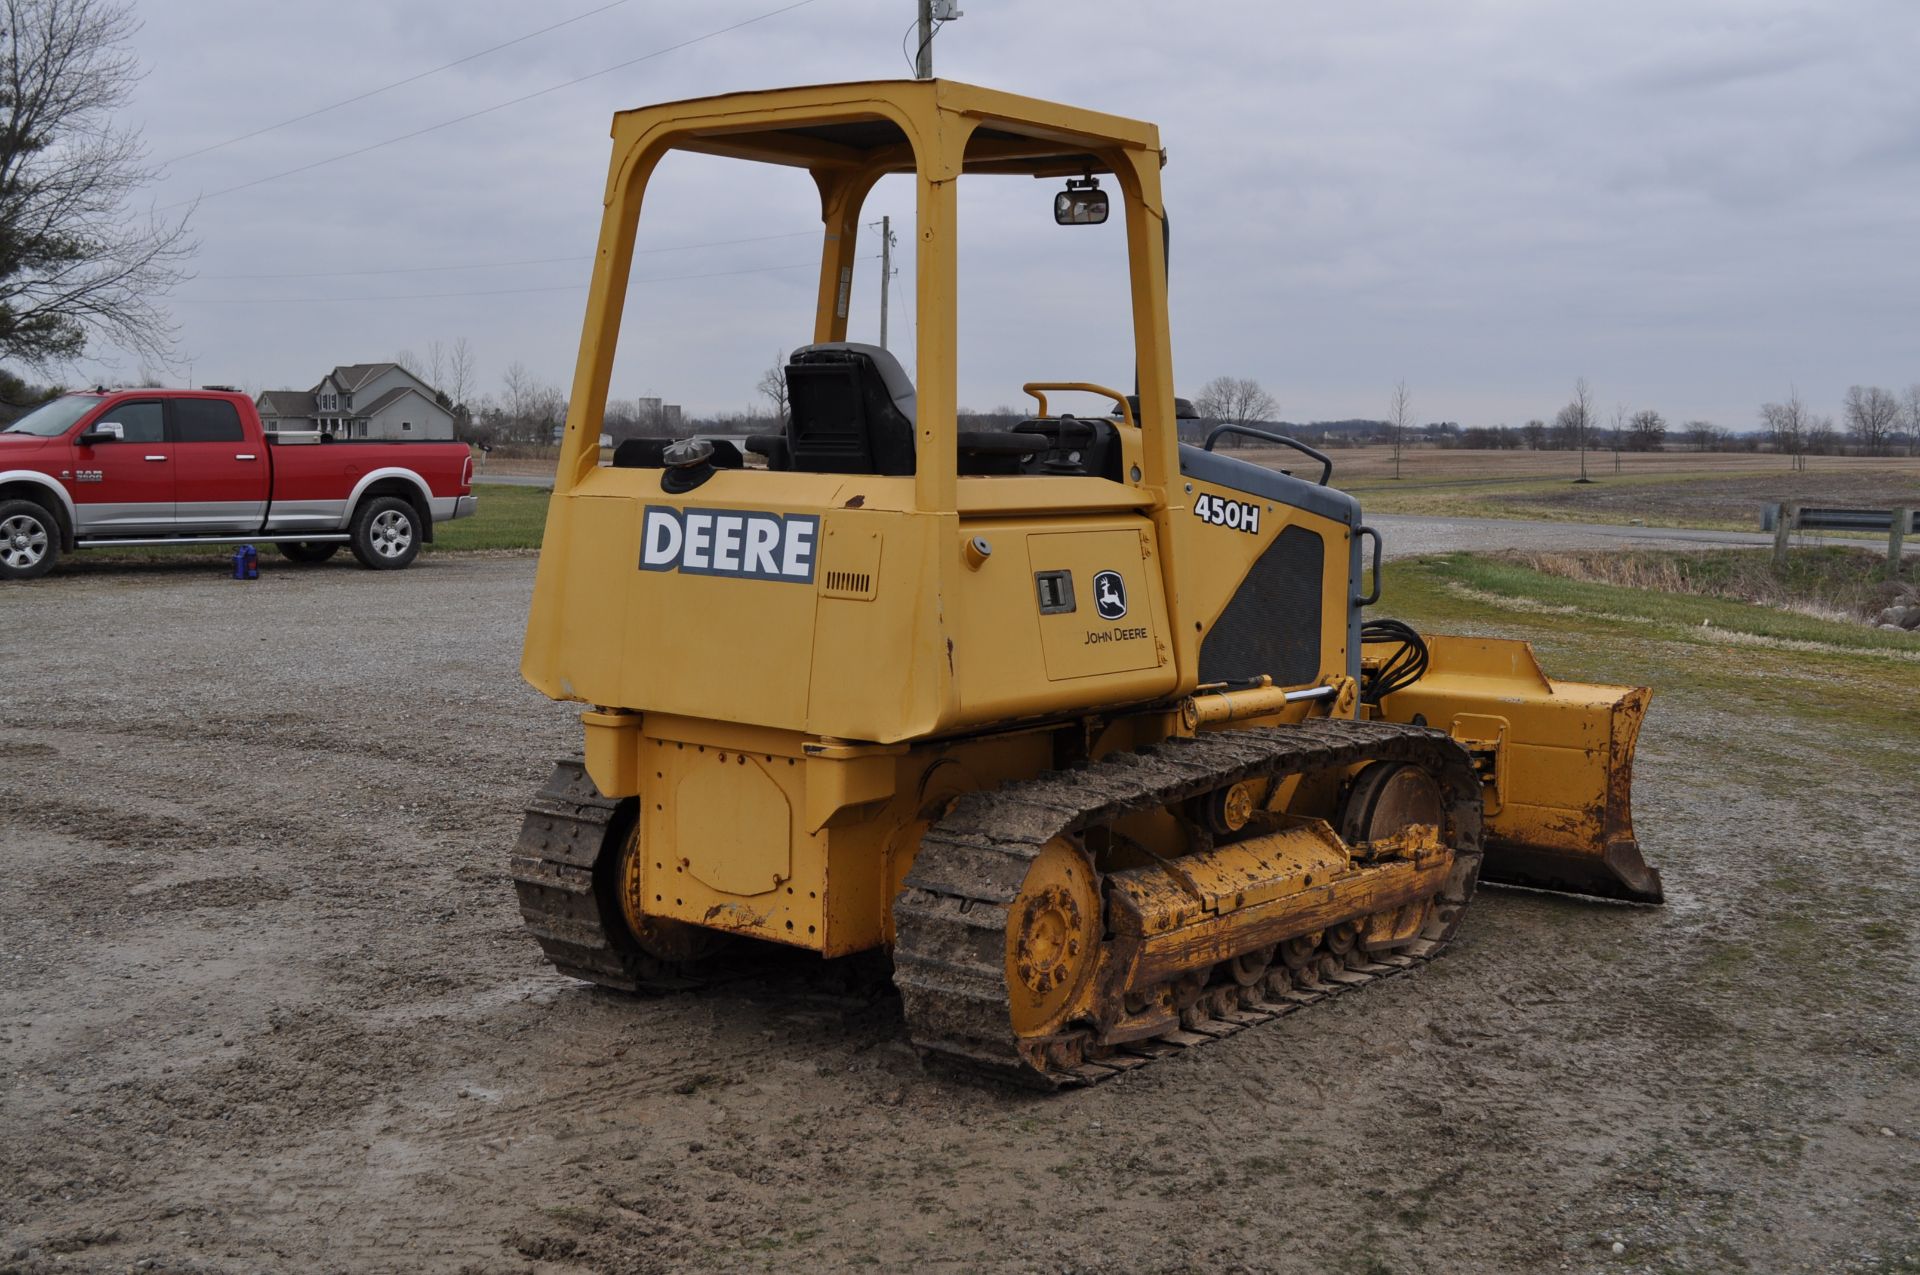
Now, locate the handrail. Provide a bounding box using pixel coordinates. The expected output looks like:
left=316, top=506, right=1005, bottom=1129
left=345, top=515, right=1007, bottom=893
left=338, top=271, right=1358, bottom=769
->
left=1021, top=382, right=1136, bottom=432
left=1353, top=525, right=1382, bottom=606
left=1202, top=423, right=1333, bottom=486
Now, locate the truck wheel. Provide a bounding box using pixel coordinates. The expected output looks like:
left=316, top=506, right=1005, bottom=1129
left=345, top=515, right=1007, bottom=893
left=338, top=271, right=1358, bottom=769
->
left=277, top=541, right=340, bottom=564
left=349, top=496, right=420, bottom=570
left=0, top=499, right=59, bottom=581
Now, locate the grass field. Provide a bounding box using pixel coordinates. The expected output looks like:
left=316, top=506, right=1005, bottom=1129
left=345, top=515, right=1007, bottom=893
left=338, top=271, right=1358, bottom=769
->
left=428, top=481, right=549, bottom=552
left=1512, top=545, right=1917, bottom=623
left=1239, top=442, right=1920, bottom=530
left=1388, top=551, right=1918, bottom=660
left=1379, top=551, right=1920, bottom=743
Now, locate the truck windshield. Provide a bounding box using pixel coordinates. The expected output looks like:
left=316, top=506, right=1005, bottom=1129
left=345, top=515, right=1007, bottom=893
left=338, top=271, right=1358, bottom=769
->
left=2, top=395, right=100, bottom=437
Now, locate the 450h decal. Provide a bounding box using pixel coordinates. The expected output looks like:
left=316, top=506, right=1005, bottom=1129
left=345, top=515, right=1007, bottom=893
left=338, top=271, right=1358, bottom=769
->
left=1193, top=493, right=1261, bottom=534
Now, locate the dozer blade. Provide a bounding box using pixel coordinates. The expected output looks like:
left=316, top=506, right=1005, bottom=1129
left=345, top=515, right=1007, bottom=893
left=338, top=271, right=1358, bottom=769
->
left=1367, top=634, right=1663, bottom=904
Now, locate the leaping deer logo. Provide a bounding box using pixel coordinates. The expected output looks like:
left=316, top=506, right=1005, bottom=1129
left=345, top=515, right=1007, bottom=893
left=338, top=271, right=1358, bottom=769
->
left=1094, top=571, right=1128, bottom=620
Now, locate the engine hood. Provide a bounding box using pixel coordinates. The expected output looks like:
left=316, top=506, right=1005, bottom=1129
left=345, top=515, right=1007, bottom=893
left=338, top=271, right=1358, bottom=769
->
left=0, top=432, right=56, bottom=457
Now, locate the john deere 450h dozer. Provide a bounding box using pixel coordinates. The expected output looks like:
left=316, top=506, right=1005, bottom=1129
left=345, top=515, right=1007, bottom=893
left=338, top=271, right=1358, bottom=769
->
left=514, top=80, right=1662, bottom=1087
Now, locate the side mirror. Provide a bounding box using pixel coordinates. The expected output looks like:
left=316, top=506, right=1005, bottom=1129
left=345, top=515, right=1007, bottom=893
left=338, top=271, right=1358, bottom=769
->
left=1054, top=179, right=1109, bottom=226
left=77, top=422, right=124, bottom=445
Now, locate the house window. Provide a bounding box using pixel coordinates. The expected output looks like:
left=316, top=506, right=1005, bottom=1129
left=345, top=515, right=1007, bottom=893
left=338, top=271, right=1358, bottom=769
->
left=401, top=421, right=412, bottom=432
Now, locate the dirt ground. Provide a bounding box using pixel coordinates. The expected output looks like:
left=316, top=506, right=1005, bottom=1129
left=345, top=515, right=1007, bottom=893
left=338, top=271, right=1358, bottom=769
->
left=2, top=555, right=1916, bottom=1274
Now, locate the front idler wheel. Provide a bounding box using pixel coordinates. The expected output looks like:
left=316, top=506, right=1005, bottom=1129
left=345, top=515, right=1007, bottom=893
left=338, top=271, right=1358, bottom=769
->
left=1340, top=761, right=1447, bottom=849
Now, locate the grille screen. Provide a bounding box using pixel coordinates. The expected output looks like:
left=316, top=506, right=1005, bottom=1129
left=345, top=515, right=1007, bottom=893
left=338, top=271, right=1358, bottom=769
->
left=823, top=570, right=872, bottom=596
left=1199, top=526, right=1323, bottom=684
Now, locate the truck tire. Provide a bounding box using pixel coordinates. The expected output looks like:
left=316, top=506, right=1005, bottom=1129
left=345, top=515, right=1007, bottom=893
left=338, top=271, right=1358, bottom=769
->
left=277, top=541, right=340, bottom=564
left=0, top=498, right=59, bottom=581
left=349, top=496, right=421, bottom=570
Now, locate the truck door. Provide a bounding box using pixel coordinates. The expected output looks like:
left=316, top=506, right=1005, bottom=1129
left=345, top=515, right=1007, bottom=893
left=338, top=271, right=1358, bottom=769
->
left=169, top=398, right=268, bottom=532
left=68, top=399, right=173, bottom=534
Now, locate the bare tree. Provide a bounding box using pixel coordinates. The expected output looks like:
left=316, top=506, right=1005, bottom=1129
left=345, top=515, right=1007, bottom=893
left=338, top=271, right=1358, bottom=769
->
left=499, top=361, right=563, bottom=443
left=1626, top=409, right=1667, bottom=451
left=501, top=361, right=534, bottom=419
left=1683, top=420, right=1723, bottom=452
left=1388, top=379, right=1412, bottom=479
left=1521, top=419, right=1546, bottom=450
left=0, top=0, right=195, bottom=366
left=756, top=351, right=788, bottom=424
left=602, top=397, right=637, bottom=440
left=1808, top=413, right=1840, bottom=456
left=1194, top=375, right=1278, bottom=428
left=1842, top=384, right=1900, bottom=456
left=1760, top=390, right=1809, bottom=471
left=1556, top=378, right=1596, bottom=480
left=393, top=347, right=420, bottom=376
left=445, top=336, right=475, bottom=413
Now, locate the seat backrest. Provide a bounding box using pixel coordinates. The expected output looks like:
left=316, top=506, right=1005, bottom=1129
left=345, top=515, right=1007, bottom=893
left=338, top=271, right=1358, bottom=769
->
left=783, top=342, right=916, bottom=475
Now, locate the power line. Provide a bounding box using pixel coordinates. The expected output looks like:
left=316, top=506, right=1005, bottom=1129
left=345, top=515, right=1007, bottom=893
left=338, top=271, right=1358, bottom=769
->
left=174, top=259, right=823, bottom=304
left=200, top=254, right=588, bottom=283
left=161, top=0, right=639, bottom=166
left=196, top=229, right=818, bottom=281
left=177, top=249, right=880, bottom=303
left=158, top=0, right=823, bottom=212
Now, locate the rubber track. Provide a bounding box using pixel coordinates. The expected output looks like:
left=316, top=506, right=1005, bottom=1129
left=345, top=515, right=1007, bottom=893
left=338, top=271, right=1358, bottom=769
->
left=891, top=718, right=1485, bottom=1088
left=509, top=760, right=706, bottom=993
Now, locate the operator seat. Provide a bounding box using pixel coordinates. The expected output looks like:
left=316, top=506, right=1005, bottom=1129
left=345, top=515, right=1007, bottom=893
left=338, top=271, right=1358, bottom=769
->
left=779, top=342, right=917, bottom=475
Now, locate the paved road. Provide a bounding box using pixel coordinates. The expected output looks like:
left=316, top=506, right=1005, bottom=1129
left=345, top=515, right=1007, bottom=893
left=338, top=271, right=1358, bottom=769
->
left=1370, top=512, right=1917, bottom=559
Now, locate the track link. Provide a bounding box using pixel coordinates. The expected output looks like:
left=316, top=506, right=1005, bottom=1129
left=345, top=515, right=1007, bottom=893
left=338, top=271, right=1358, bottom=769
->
left=891, top=718, right=1484, bottom=1088
left=509, top=760, right=710, bottom=993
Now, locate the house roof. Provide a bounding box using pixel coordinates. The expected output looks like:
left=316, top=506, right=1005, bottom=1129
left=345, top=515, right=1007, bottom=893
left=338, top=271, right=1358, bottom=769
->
left=354, top=384, right=449, bottom=419
left=257, top=390, right=317, bottom=417
left=327, top=362, right=400, bottom=393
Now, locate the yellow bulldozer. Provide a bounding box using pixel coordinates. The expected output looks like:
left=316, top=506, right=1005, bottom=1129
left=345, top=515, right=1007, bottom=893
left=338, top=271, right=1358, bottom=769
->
left=513, top=79, right=1661, bottom=1087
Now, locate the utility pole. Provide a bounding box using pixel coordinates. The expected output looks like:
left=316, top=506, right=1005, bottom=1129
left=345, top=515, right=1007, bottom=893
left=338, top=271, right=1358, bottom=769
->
left=915, top=1, right=960, bottom=78
left=873, top=215, right=896, bottom=349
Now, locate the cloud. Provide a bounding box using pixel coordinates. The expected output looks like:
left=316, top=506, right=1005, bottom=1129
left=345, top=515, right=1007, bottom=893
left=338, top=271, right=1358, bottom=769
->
left=96, top=0, right=1920, bottom=429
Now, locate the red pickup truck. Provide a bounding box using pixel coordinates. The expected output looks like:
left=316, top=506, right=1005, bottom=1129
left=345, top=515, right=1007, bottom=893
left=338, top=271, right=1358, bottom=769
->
left=0, top=388, right=474, bottom=579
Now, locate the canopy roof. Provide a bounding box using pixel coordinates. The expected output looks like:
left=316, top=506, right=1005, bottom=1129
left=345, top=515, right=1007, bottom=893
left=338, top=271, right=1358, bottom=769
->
left=611, top=78, right=1163, bottom=179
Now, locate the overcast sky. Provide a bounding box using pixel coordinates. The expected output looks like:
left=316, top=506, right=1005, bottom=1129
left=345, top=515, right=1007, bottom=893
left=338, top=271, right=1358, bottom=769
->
left=101, top=0, right=1920, bottom=428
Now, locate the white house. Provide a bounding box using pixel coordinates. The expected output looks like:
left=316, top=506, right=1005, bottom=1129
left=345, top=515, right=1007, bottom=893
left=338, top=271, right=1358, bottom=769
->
left=256, top=363, right=457, bottom=441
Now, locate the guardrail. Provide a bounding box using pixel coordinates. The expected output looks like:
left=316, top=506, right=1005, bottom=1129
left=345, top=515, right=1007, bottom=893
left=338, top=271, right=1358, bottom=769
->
left=1762, top=503, right=1914, bottom=576
left=1759, top=505, right=1919, bottom=533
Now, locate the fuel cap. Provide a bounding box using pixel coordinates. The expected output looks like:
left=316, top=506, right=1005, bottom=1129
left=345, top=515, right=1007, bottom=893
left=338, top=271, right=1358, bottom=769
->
left=660, top=436, right=718, bottom=493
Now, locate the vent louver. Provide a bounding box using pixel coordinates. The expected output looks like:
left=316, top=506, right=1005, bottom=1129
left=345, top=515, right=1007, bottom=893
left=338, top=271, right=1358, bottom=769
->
left=818, top=529, right=882, bottom=601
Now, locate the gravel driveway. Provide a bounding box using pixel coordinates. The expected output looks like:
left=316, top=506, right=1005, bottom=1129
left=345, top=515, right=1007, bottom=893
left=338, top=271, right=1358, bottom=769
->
left=1, top=553, right=1914, bottom=1273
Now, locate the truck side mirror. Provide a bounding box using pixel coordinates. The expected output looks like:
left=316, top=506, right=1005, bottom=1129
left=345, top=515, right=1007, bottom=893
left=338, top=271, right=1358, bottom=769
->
left=77, top=422, right=124, bottom=445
